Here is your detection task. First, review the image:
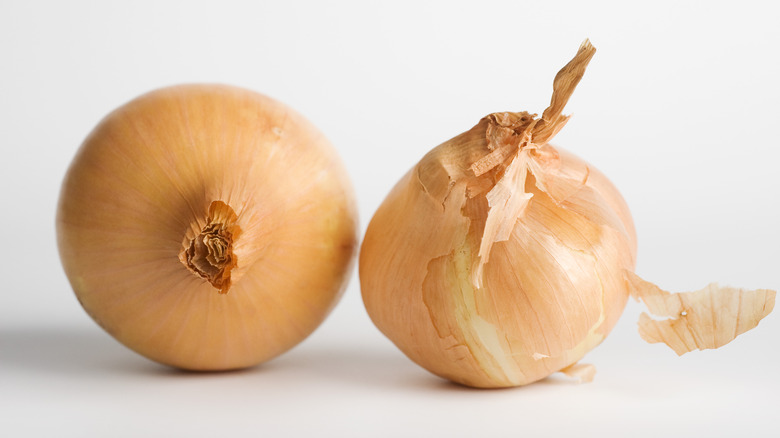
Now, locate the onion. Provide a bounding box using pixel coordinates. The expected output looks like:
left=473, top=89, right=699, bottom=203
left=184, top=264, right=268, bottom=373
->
left=57, top=84, right=357, bottom=371
left=359, top=41, right=775, bottom=388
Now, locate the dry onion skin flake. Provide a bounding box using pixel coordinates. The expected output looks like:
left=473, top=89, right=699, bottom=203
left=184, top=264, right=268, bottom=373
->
left=57, top=84, right=358, bottom=371
left=359, top=40, right=776, bottom=388
left=626, top=272, right=775, bottom=356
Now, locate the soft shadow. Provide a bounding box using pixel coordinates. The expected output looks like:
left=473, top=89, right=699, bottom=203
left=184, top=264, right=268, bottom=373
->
left=271, top=343, right=575, bottom=393
left=0, top=325, right=168, bottom=377
left=0, top=326, right=586, bottom=391
left=0, top=325, right=430, bottom=386
left=0, top=326, right=290, bottom=379
left=422, top=374, right=579, bottom=392
left=269, top=343, right=439, bottom=391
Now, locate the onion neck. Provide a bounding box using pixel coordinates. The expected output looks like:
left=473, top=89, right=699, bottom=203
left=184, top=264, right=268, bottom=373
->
left=179, top=200, right=242, bottom=294
left=471, top=39, right=596, bottom=179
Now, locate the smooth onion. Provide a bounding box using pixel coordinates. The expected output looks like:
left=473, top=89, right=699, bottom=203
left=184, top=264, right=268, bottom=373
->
left=57, top=84, right=357, bottom=370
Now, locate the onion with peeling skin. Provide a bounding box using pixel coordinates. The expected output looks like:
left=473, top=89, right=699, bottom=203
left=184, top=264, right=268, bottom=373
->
left=57, top=84, right=358, bottom=371
left=359, top=41, right=775, bottom=388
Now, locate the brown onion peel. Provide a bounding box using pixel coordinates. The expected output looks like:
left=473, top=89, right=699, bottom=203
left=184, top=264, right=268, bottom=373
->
left=359, top=40, right=775, bottom=388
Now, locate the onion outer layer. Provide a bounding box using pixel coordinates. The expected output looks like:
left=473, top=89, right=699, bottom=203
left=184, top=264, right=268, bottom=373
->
left=57, top=84, right=358, bottom=370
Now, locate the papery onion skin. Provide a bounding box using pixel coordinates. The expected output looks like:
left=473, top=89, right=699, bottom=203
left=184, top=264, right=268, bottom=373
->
left=57, top=84, right=357, bottom=371
left=360, top=128, right=636, bottom=388
left=360, top=41, right=639, bottom=388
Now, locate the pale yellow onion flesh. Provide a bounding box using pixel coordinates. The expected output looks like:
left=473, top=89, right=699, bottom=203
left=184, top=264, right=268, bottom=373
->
left=57, top=84, right=357, bottom=370
left=359, top=41, right=775, bottom=388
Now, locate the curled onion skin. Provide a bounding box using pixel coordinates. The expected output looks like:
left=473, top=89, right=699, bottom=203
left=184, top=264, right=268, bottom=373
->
left=57, top=84, right=357, bottom=370
left=360, top=41, right=638, bottom=388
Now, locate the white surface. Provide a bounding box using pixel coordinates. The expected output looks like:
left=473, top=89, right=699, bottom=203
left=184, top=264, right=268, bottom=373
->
left=1, top=0, right=778, bottom=437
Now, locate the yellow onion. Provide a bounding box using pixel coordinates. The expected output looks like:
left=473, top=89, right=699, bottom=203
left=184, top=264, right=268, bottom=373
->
left=359, top=41, right=774, bottom=388
left=57, top=84, right=357, bottom=370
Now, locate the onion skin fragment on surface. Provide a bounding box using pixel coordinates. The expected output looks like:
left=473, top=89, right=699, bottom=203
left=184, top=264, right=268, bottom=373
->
left=57, top=84, right=358, bottom=371
left=627, top=272, right=775, bottom=356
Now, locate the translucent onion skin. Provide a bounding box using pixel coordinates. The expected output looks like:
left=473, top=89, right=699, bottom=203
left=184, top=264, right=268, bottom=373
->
left=360, top=123, right=637, bottom=388
left=57, top=84, right=357, bottom=370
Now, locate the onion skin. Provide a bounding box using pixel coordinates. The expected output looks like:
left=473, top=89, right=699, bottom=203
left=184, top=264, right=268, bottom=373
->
left=360, top=40, right=642, bottom=388
left=57, top=84, right=357, bottom=370
left=360, top=40, right=775, bottom=386
left=360, top=120, right=637, bottom=388
left=360, top=40, right=636, bottom=388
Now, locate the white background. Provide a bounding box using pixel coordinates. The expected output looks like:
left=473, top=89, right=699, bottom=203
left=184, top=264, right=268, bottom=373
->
left=1, top=0, right=779, bottom=436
